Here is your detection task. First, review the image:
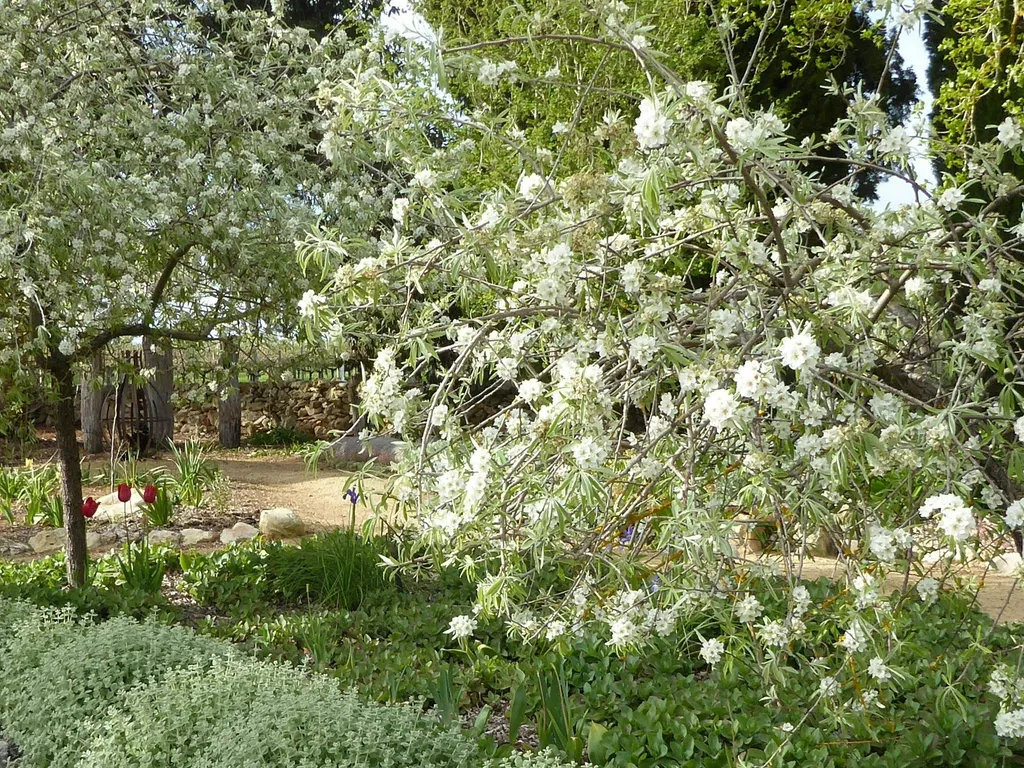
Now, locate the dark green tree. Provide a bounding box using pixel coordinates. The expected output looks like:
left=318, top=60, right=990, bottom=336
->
left=420, top=0, right=916, bottom=197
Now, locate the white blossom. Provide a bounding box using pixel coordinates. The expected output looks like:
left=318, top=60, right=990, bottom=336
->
left=518, top=379, right=544, bottom=404
left=735, top=594, right=763, bottom=623
left=703, top=388, right=740, bottom=430
left=916, top=577, right=940, bottom=604
left=995, top=708, right=1024, bottom=739
left=779, top=329, right=820, bottom=371
left=298, top=289, right=326, bottom=318
left=868, top=656, right=891, bottom=682
left=445, top=615, right=477, bottom=640
left=937, top=187, right=966, bottom=211
left=634, top=98, right=672, bottom=150
left=700, top=637, right=725, bottom=667
left=997, top=117, right=1023, bottom=149
left=1006, top=499, right=1024, bottom=530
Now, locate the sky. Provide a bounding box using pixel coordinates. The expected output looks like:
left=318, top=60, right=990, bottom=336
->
left=380, top=1, right=936, bottom=210
left=873, top=22, right=938, bottom=209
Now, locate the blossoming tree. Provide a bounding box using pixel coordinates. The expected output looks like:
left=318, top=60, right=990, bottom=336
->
left=302, top=0, right=1024, bottom=735
left=0, top=0, right=380, bottom=585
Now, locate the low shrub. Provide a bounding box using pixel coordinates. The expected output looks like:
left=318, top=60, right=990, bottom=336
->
left=178, top=540, right=271, bottom=614
left=247, top=425, right=314, bottom=447
left=0, top=612, right=234, bottom=768
left=0, top=552, right=174, bottom=620
left=0, top=598, right=37, bottom=643
left=179, top=533, right=393, bottom=614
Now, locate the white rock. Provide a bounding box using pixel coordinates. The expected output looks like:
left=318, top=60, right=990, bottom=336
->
left=220, top=522, right=260, bottom=545
left=259, top=508, right=306, bottom=540
left=181, top=528, right=217, bottom=547
left=991, top=552, right=1023, bottom=576
left=29, top=528, right=67, bottom=554
left=85, top=530, right=118, bottom=550
left=92, top=489, right=146, bottom=523
left=148, top=529, right=181, bottom=547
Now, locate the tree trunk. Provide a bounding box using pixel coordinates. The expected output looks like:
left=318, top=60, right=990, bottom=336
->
left=143, top=338, right=174, bottom=449
left=52, top=354, right=87, bottom=587
left=81, top=350, right=105, bottom=454
left=218, top=337, right=241, bottom=449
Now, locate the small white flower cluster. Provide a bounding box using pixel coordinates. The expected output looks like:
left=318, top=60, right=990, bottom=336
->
left=518, top=173, right=548, bottom=200
left=298, top=289, right=326, bottom=318
left=699, top=636, right=725, bottom=668
left=703, top=388, right=740, bottom=430
left=758, top=620, right=790, bottom=648
left=445, top=614, right=477, bottom=641
left=634, top=98, right=672, bottom=150
left=723, top=113, right=785, bottom=153
left=990, top=665, right=1024, bottom=738
left=868, top=656, right=891, bottom=682
left=838, top=620, right=869, bottom=654
left=918, top=493, right=976, bottom=543
left=477, top=58, right=518, bottom=85
left=735, top=594, right=763, bottom=623
left=997, top=116, right=1023, bottom=150
left=779, top=328, right=820, bottom=371
left=937, top=186, right=966, bottom=211
left=601, top=588, right=678, bottom=649
left=916, top=577, right=940, bottom=604
left=1006, top=499, right=1024, bottom=530
left=866, top=523, right=912, bottom=562
left=734, top=360, right=777, bottom=400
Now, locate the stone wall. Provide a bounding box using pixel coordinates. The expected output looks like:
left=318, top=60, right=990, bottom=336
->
left=175, top=378, right=357, bottom=441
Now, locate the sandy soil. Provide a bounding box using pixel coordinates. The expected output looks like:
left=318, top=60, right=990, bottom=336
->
left=208, top=454, right=393, bottom=531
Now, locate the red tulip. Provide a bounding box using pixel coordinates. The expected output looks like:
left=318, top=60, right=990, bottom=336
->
left=117, top=483, right=132, bottom=503
left=142, top=484, right=158, bottom=505
left=82, top=497, right=99, bottom=519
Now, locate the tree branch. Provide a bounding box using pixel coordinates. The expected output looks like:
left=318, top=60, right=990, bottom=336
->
left=149, top=241, right=198, bottom=314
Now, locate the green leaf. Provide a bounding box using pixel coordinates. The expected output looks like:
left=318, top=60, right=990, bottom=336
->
left=588, top=721, right=612, bottom=764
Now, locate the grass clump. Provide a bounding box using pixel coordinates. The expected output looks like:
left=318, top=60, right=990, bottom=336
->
left=265, top=530, right=391, bottom=609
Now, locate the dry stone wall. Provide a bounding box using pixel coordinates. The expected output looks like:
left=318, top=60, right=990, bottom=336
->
left=175, top=379, right=357, bottom=440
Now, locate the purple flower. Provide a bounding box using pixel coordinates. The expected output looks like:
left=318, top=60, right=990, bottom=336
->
left=619, top=525, right=636, bottom=544
left=343, top=487, right=359, bottom=505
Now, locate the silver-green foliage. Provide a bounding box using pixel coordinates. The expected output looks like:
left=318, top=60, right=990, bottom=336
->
left=0, top=613, right=235, bottom=768
left=0, top=602, right=576, bottom=768
left=82, top=656, right=484, bottom=768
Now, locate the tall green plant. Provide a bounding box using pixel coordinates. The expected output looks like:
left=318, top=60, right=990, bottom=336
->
left=143, top=483, right=176, bottom=528
left=20, top=463, right=62, bottom=528
left=536, top=662, right=584, bottom=764
left=168, top=441, right=218, bottom=509
left=0, top=466, right=26, bottom=523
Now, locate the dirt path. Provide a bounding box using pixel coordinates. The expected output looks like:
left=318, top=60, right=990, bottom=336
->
left=210, top=454, right=392, bottom=531
left=762, top=557, right=1024, bottom=624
